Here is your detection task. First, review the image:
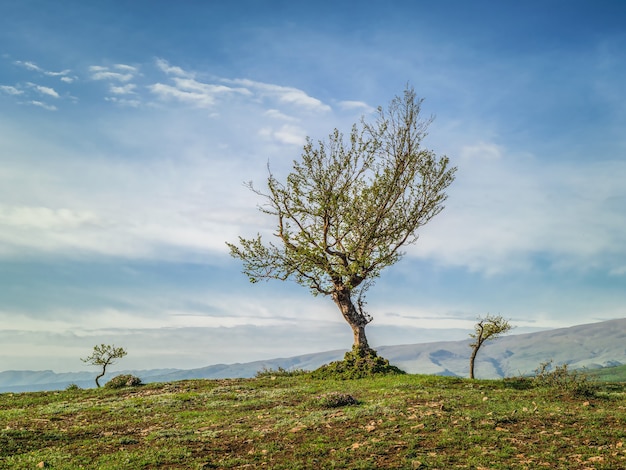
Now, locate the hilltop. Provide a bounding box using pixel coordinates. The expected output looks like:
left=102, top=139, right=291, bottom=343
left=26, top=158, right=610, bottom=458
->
left=2, top=371, right=626, bottom=469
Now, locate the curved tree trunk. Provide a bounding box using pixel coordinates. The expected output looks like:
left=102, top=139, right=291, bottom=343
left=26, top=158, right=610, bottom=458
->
left=332, top=285, right=371, bottom=351
left=95, top=366, right=106, bottom=388
left=469, top=346, right=479, bottom=379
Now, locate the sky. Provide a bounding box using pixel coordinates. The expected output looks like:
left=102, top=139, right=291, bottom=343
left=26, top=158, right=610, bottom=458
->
left=1, top=1, right=625, bottom=373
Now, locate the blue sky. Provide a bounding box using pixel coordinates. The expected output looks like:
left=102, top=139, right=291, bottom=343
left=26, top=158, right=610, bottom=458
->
left=1, top=1, right=625, bottom=372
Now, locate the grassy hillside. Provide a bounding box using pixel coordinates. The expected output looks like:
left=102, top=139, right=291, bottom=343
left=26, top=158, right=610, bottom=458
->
left=1, top=373, right=626, bottom=469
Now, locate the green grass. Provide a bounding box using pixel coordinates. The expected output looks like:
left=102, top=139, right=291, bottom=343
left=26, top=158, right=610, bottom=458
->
left=1, top=374, right=626, bottom=469
left=586, top=364, right=626, bottom=382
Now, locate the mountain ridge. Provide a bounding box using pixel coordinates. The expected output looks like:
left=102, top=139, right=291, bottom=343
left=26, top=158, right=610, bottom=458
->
left=2, top=318, right=625, bottom=393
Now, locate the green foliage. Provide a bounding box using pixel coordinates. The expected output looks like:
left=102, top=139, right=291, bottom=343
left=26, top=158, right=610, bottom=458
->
left=311, top=391, right=359, bottom=408
left=254, top=366, right=309, bottom=378
left=105, top=374, right=143, bottom=389
left=65, top=383, right=81, bottom=391
left=228, top=88, right=456, bottom=295
left=228, top=86, right=456, bottom=350
left=81, top=344, right=127, bottom=366
left=469, top=314, right=513, bottom=347
left=532, top=360, right=597, bottom=397
left=309, top=347, right=406, bottom=379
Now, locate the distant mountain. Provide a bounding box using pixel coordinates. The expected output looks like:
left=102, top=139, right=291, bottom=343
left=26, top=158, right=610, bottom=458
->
left=378, top=317, right=626, bottom=378
left=0, top=368, right=180, bottom=393
left=2, top=318, right=625, bottom=393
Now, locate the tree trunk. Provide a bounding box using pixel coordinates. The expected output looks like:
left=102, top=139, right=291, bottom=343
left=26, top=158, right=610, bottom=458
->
left=469, top=346, right=478, bottom=379
left=95, top=367, right=106, bottom=388
left=332, top=285, right=371, bottom=351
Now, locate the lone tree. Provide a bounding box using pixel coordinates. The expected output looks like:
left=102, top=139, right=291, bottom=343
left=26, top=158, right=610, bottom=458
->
left=228, top=87, right=456, bottom=353
left=469, top=315, right=513, bottom=379
left=81, top=344, right=127, bottom=388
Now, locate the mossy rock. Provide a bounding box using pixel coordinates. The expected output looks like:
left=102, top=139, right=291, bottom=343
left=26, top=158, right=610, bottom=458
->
left=310, top=347, right=406, bottom=379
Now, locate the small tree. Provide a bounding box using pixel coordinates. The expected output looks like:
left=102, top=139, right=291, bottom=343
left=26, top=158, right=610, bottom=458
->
left=469, top=315, right=512, bottom=379
left=228, top=87, right=456, bottom=353
left=81, top=344, right=127, bottom=388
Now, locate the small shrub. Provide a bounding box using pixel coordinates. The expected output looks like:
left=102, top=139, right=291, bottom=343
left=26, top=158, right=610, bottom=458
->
left=310, top=346, right=406, bottom=380
left=255, top=366, right=308, bottom=378
left=65, top=383, right=81, bottom=391
left=312, top=392, right=359, bottom=408
left=532, top=360, right=596, bottom=397
left=105, top=374, right=143, bottom=389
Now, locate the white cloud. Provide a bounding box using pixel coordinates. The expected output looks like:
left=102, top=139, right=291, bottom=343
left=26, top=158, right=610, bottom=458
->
left=14, top=60, right=73, bottom=79
left=114, top=63, right=138, bottom=73
left=155, top=58, right=189, bottom=77
left=104, top=96, right=141, bottom=107
left=173, top=77, right=248, bottom=96
left=0, top=85, right=23, bottom=95
left=91, top=71, right=134, bottom=82
left=0, top=206, right=98, bottom=230
left=44, top=69, right=71, bottom=77
left=89, top=65, right=135, bottom=82
left=460, top=141, right=502, bottom=160
left=228, top=78, right=332, bottom=112
left=27, top=83, right=60, bottom=98
left=15, top=60, right=42, bottom=72
left=109, top=83, right=137, bottom=95
left=149, top=78, right=250, bottom=108
left=60, top=76, right=75, bottom=83
left=338, top=100, right=374, bottom=112
left=264, top=109, right=298, bottom=121
left=259, top=124, right=307, bottom=146
left=413, top=146, right=626, bottom=275
left=28, top=100, right=57, bottom=111
left=149, top=82, right=218, bottom=107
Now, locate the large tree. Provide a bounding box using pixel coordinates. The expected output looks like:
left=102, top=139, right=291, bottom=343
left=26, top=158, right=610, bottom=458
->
left=228, top=87, right=456, bottom=351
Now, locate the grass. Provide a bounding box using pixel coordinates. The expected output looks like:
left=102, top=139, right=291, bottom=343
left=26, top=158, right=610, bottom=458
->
left=1, top=373, right=626, bottom=469
left=586, top=364, right=626, bottom=382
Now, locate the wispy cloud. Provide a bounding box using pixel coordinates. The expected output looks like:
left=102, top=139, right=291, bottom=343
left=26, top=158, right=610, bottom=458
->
left=104, top=96, right=141, bottom=107
left=109, top=84, right=137, bottom=95
left=14, top=60, right=72, bottom=80
left=28, top=100, right=57, bottom=111
left=264, top=109, right=298, bottom=121
left=0, top=206, right=98, bottom=230
left=0, top=85, right=23, bottom=95
left=337, top=100, right=374, bottom=112
left=27, top=82, right=60, bottom=98
left=113, top=64, right=138, bottom=73
left=229, top=78, right=332, bottom=112
left=259, top=124, right=307, bottom=146
left=149, top=77, right=251, bottom=108
left=89, top=65, right=135, bottom=82
left=414, top=148, right=626, bottom=276
left=155, top=58, right=189, bottom=77
left=15, top=60, right=42, bottom=72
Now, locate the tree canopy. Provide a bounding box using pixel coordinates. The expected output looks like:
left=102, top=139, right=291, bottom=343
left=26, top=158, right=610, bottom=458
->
left=228, top=86, right=456, bottom=351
